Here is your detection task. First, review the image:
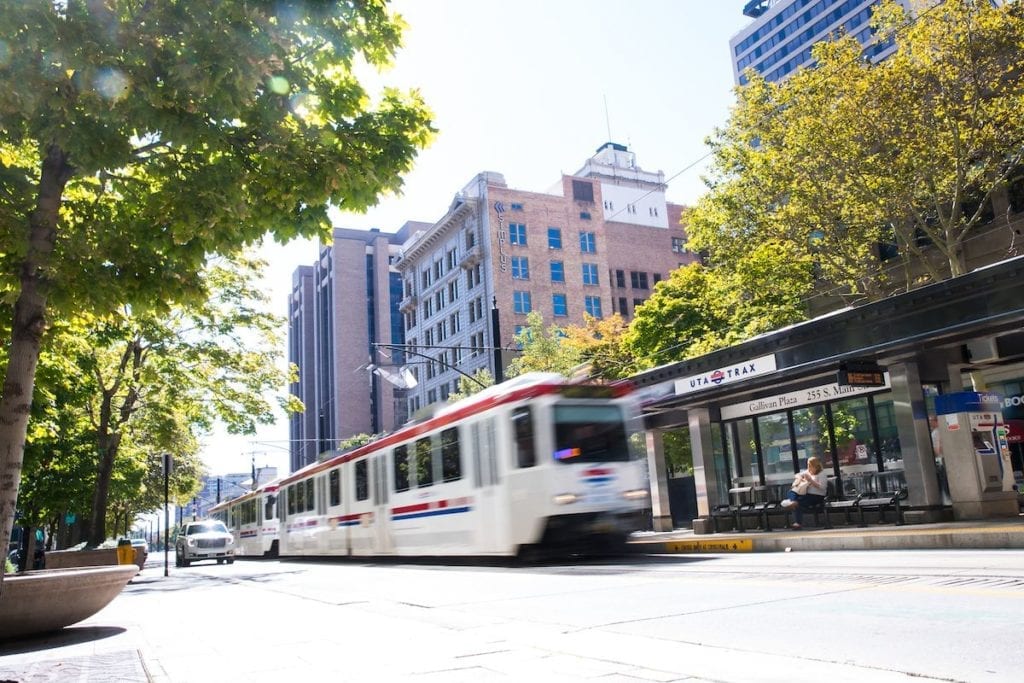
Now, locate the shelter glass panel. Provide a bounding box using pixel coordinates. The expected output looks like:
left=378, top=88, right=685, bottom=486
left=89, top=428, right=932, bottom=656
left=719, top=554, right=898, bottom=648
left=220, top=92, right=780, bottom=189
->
left=726, top=418, right=759, bottom=484
left=792, top=405, right=832, bottom=470
left=757, top=412, right=793, bottom=480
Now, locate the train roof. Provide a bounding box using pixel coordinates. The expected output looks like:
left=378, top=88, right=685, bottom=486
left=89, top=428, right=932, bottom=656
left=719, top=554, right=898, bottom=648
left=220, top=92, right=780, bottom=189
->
left=207, top=478, right=281, bottom=512
left=278, top=373, right=633, bottom=487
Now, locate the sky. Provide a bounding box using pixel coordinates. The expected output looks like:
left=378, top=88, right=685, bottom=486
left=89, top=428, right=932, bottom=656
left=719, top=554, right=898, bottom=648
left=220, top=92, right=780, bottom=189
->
left=200, top=1, right=753, bottom=478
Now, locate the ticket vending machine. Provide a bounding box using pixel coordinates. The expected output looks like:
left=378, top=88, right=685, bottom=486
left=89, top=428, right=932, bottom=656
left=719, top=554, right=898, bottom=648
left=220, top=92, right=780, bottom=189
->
left=934, top=392, right=1018, bottom=519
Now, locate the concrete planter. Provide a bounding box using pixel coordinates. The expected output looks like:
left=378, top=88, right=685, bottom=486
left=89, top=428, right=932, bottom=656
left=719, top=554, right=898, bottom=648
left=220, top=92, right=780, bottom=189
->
left=0, top=565, right=138, bottom=640
left=44, top=547, right=145, bottom=570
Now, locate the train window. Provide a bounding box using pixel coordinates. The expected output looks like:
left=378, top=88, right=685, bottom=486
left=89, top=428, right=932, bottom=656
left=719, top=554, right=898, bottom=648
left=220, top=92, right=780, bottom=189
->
left=265, top=494, right=277, bottom=521
left=295, top=482, right=305, bottom=513
left=441, top=428, right=461, bottom=482
left=416, top=436, right=435, bottom=487
left=512, top=406, right=536, bottom=468
left=287, top=486, right=295, bottom=516
left=393, top=445, right=410, bottom=492
left=355, top=460, right=369, bottom=501
left=553, top=405, right=631, bottom=463
left=305, top=479, right=315, bottom=512
left=329, top=469, right=341, bottom=507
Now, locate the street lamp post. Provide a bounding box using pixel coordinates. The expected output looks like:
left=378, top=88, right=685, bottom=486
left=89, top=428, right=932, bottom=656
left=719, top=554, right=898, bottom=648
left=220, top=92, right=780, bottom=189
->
left=370, top=342, right=488, bottom=389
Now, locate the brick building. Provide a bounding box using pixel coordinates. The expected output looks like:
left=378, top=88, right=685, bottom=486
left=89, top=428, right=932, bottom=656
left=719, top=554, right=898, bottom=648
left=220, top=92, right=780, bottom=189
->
left=395, top=143, right=696, bottom=415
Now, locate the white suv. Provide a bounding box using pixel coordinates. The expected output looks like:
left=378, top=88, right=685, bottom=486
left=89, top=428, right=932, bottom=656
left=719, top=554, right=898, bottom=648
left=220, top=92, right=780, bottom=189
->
left=175, top=520, right=235, bottom=567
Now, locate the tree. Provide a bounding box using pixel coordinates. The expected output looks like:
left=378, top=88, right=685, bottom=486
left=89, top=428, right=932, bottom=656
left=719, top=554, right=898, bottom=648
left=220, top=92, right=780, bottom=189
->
left=447, top=369, right=495, bottom=403
left=504, top=311, right=582, bottom=378
left=0, top=1, right=433, bottom=577
left=561, top=313, right=634, bottom=380
left=688, top=0, right=1024, bottom=304
left=624, top=241, right=813, bottom=368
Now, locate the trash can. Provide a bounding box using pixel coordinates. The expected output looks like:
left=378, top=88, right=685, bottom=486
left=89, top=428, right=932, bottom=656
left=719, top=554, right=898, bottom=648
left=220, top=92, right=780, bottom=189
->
left=116, top=538, right=135, bottom=565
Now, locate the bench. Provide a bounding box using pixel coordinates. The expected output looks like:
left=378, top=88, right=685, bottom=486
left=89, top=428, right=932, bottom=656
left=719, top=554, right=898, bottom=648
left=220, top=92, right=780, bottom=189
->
left=852, top=488, right=906, bottom=526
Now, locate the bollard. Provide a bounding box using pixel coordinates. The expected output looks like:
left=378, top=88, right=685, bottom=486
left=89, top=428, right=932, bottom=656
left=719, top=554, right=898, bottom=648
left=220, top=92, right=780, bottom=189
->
left=116, top=538, right=135, bottom=566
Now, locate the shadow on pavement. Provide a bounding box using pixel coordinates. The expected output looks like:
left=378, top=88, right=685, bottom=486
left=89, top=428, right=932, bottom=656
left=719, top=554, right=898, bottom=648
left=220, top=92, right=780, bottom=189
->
left=0, top=626, right=126, bottom=655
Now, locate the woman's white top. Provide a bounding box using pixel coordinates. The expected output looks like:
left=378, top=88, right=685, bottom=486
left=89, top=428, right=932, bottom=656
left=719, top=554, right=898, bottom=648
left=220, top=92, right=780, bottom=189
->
left=807, top=470, right=828, bottom=495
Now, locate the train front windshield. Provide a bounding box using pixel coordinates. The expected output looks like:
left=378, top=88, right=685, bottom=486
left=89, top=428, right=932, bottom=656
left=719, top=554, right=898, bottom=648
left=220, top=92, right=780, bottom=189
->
left=552, top=405, right=636, bottom=463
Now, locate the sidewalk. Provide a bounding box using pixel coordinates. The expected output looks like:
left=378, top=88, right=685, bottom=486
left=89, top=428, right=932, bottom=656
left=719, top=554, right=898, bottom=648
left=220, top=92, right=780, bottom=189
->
left=627, top=515, right=1024, bottom=554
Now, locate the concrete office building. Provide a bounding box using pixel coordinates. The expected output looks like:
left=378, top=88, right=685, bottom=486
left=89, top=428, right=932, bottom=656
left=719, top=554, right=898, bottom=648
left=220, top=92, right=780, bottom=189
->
left=394, top=143, right=696, bottom=416
left=288, top=223, right=426, bottom=472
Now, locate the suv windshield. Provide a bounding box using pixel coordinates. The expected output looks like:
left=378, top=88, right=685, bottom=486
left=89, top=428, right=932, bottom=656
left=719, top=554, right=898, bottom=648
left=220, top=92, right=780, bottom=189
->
left=188, top=522, right=228, bottom=535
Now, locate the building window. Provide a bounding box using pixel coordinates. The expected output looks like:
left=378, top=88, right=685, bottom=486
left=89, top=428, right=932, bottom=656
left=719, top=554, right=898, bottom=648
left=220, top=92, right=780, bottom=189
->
left=421, top=269, right=431, bottom=289
left=427, top=389, right=437, bottom=404
left=449, top=312, right=460, bottom=334
left=633, top=298, right=645, bottom=309
left=579, top=211, right=591, bottom=220
left=467, top=263, right=481, bottom=290
left=547, top=227, right=562, bottom=249
left=653, top=273, right=662, bottom=285
left=672, top=237, right=686, bottom=253
left=511, top=256, right=530, bottom=280
left=552, top=293, right=568, bottom=317
left=572, top=179, right=594, bottom=203
left=550, top=261, right=565, bottom=283
left=509, top=223, right=527, bottom=245
left=618, top=297, right=628, bottom=315
left=579, top=231, right=596, bottom=253
left=510, top=202, right=524, bottom=211
left=582, top=263, right=599, bottom=286
left=615, top=269, right=625, bottom=288
left=448, top=280, right=459, bottom=301
left=468, top=296, right=484, bottom=323
left=446, top=248, right=458, bottom=270
left=584, top=296, right=602, bottom=318
left=630, top=271, right=649, bottom=290
left=513, top=290, right=532, bottom=314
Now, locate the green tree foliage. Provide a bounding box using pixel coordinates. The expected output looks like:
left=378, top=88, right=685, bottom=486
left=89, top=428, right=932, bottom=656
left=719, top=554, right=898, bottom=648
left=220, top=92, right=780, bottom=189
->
left=0, top=0, right=433, bottom=575
left=625, top=242, right=813, bottom=368
left=504, top=311, right=582, bottom=378
left=561, top=313, right=635, bottom=380
left=688, top=0, right=1024, bottom=304
left=447, top=369, right=495, bottom=403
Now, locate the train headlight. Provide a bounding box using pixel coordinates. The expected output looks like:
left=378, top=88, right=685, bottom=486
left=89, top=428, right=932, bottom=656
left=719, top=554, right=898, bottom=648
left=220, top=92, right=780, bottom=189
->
left=553, top=493, right=581, bottom=505
left=622, top=489, right=649, bottom=501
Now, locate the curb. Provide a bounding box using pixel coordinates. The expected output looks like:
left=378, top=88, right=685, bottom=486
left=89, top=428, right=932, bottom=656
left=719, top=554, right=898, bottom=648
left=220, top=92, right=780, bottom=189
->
left=628, top=524, right=1024, bottom=553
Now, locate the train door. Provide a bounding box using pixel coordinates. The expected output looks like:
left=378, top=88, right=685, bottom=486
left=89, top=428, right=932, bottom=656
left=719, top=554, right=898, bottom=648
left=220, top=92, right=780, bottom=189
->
left=504, top=403, right=548, bottom=549
left=348, top=458, right=375, bottom=555
left=471, top=416, right=505, bottom=553
left=371, top=454, right=393, bottom=554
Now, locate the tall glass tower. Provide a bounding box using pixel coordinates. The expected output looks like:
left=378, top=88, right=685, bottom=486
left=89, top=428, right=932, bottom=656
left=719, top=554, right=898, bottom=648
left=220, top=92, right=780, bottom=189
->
left=729, top=0, right=915, bottom=84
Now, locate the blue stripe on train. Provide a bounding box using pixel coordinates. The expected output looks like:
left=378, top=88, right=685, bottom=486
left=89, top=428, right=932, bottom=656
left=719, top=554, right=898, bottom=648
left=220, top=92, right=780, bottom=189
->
left=392, top=506, right=471, bottom=522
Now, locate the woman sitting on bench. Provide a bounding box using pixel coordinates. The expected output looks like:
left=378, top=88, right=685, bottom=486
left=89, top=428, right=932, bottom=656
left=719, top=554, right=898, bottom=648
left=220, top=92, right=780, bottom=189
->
left=780, top=456, right=828, bottom=529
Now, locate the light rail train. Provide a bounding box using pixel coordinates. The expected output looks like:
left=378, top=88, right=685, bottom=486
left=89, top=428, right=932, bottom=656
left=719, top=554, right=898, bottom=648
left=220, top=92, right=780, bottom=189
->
left=209, top=481, right=280, bottom=558
left=216, top=373, right=651, bottom=560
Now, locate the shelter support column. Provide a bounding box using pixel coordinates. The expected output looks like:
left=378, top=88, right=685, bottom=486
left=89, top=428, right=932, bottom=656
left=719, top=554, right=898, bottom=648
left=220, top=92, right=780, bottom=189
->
left=688, top=407, right=720, bottom=518
left=644, top=429, right=673, bottom=531
left=888, top=361, right=944, bottom=519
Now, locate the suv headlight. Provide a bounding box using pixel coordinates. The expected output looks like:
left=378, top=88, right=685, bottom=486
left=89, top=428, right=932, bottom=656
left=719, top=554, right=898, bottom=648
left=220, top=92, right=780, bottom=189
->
left=187, top=537, right=198, bottom=547
left=226, top=536, right=234, bottom=545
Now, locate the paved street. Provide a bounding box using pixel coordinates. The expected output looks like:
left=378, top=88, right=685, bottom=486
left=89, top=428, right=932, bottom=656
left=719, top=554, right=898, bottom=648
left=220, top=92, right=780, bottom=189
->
left=3, top=550, right=1024, bottom=682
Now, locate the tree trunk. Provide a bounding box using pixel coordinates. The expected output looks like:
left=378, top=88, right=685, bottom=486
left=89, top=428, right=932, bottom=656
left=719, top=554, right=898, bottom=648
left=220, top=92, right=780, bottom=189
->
left=0, top=145, right=71, bottom=588
left=86, top=437, right=120, bottom=547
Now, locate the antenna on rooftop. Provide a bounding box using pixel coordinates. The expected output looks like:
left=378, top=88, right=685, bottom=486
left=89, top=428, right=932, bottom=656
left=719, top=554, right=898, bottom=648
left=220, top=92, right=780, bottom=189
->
left=603, top=95, right=612, bottom=142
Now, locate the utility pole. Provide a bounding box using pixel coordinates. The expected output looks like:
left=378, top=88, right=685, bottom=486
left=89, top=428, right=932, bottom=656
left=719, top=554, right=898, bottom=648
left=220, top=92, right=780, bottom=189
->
left=491, top=296, right=504, bottom=384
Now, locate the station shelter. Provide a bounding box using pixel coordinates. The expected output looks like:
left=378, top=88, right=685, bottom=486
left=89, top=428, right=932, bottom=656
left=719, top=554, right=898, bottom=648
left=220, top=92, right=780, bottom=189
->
left=629, top=256, right=1024, bottom=531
